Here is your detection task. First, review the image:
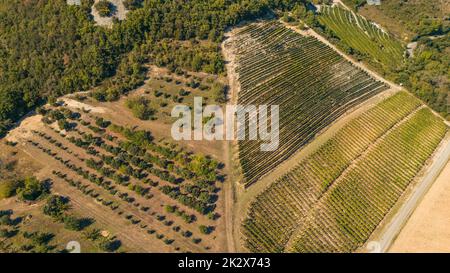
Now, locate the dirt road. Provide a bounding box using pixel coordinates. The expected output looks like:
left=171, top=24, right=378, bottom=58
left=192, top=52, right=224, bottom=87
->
left=389, top=160, right=450, bottom=252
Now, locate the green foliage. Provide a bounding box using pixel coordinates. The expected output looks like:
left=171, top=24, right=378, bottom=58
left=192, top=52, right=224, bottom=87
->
left=83, top=228, right=102, bottom=241
left=123, top=0, right=143, bottom=11
left=0, top=180, right=22, bottom=200
left=199, top=225, right=212, bottom=235
left=341, top=0, right=366, bottom=10
left=0, top=214, right=12, bottom=226
left=17, top=177, right=49, bottom=201
left=164, top=205, right=176, bottom=213
left=399, top=35, right=450, bottom=119
left=188, top=155, right=219, bottom=182
left=211, top=82, right=227, bottom=103
left=317, top=6, right=405, bottom=70
left=0, top=0, right=302, bottom=137
left=95, top=117, right=111, bottom=128
left=63, top=216, right=92, bottom=231
left=43, top=195, right=69, bottom=219
left=22, top=231, right=55, bottom=253
left=0, top=176, right=47, bottom=201
left=94, top=0, right=114, bottom=17
left=125, top=97, right=155, bottom=120
left=0, top=228, right=15, bottom=238
left=358, top=0, right=448, bottom=39
left=98, top=238, right=121, bottom=252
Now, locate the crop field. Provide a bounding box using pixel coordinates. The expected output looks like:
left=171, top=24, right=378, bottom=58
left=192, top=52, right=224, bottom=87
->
left=318, top=6, right=405, bottom=68
left=242, top=91, right=448, bottom=253
left=229, top=21, right=389, bottom=187
left=1, top=86, right=227, bottom=252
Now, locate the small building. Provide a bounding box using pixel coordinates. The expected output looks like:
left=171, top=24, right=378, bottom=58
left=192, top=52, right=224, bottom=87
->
left=367, top=0, right=381, bottom=5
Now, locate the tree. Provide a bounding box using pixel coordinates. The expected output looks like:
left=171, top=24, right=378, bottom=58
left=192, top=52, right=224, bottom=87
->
left=43, top=195, right=69, bottom=219
left=17, top=177, right=49, bottom=201
left=123, top=0, right=143, bottom=10
left=211, top=83, right=227, bottom=103
left=125, top=97, right=155, bottom=120
left=94, top=1, right=115, bottom=17
left=99, top=239, right=121, bottom=252
left=199, top=225, right=211, bottom=235
left=63, top=216, right=86, bottom=231
left=0, top=180, right=22, bottom=200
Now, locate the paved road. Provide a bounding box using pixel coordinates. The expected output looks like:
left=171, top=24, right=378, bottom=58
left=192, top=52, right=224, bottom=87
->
left=378, top=136, right=450, bottom=252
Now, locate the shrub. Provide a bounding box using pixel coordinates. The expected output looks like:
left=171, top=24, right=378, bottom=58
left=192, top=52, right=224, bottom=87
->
left=17, top=177, right=50, bottom=201
left=94, top=1, right=114, bottom=17
left=123, top=0, right=142, bottom=10
left=199, top=225, right=212, bottom=235
left=211, top=82, right=227, bottom=103
left=99, top=239, right=121, bottom=252
left=125, top=97, right=155, bottom=120
left=43, top=195, right=69, bottom=219
left=0, top=180, right=22, bottom=200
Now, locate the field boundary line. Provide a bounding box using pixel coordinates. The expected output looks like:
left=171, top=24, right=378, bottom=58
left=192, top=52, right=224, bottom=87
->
left=231, top=88, right=398, bottom=252
left=377, top=133, right=450, bottom=252
left=284, top=104, right=424, bottom=251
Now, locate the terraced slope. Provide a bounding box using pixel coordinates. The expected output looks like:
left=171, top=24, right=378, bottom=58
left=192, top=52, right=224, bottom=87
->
left=242, top=92, right=448, bottom=253
left=231, top=21, right=389, bottom=187
left=318, top=6, right=405, bottom=69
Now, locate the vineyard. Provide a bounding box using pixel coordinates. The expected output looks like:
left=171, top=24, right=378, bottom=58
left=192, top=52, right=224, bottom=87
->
left=229, top=21, right=389, bottom=187
left=242, top=91, right=448, bottom=253
left=318, top=6, right=405, bottom=69
left=2, top=98, right=225, bottom=252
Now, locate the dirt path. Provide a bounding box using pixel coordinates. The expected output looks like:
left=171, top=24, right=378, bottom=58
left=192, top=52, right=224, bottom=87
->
left=222, top=21, right=405, bottom=252
left=221, top=30, right=241, bottom=253
left=377, top=133, right=450, bottom=252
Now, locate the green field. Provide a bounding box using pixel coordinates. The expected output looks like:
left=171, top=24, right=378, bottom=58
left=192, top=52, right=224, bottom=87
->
left=243, top=91, right=448, bottom=253
left=318, top=6, right=405, bottom=69
left=232, top=22, right=388, bottom=187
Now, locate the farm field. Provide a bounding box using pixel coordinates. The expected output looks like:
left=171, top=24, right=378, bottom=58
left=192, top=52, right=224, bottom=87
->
left=317, top=6, right=405, bottom=69
left=1, top=0, right=448, bottom=255
left=242, top=91, right=448, bottom=253
left=389, top=161, right=450, bottom=253
left=0, top=67, right=228, bottom=253
left=226, top=21, right=389, bottom=187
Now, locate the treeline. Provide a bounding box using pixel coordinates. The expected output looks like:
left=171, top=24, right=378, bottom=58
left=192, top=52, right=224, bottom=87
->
left=396, top=35, right=449, bottom=120
left=0, top=0, right=301, bottom=137
left=352, top=0, right=449, bottom=39
left=146, top=39, right=225, bottom=75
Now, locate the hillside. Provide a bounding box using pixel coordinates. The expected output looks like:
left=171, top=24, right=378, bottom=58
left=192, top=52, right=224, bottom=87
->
left=242, top=91, right=448, bottom=252
left=0, top=0, right=301, bottom=137
left=226, top=21, right=388, bottom=187
left=357, top=0, right=449, bottom=41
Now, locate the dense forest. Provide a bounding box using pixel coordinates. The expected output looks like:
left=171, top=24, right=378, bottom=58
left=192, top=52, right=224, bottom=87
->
left=0, top=0, right=447, bottom=138
left=355, top=0, right=448, bottom=40
left=398, top=35, right=449, bottom=119
left=0, top=0, right=302, bottom=137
